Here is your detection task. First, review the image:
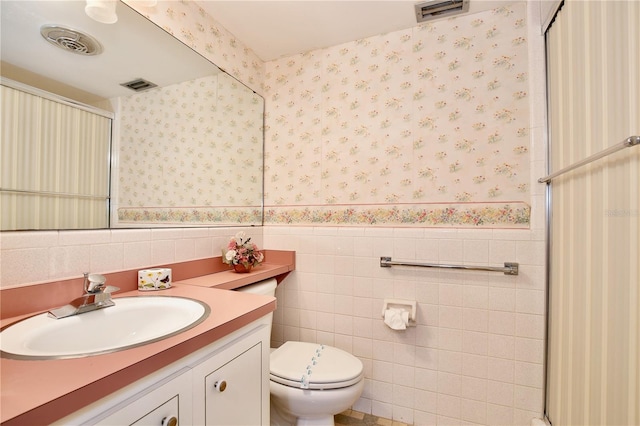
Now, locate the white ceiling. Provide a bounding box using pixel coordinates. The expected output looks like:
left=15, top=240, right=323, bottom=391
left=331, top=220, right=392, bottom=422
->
left=0, top=1, right=216, bottom=101
left=0, top=1, right=515, bottom=101
left=196, top=0, right=512, bottom=62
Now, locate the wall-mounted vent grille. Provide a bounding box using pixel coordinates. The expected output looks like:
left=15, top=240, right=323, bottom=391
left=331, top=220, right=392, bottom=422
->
left=415, top=0, right=469, bottom=23
left=120, top=78, right=158, bottom=92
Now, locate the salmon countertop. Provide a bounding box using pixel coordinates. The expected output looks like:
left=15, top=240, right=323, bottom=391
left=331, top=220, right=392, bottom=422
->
left=0, top=285, right=276, bottom=425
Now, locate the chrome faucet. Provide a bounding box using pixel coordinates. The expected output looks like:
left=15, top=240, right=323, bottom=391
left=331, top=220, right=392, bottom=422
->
left=48, top=273, right=120, bottom=319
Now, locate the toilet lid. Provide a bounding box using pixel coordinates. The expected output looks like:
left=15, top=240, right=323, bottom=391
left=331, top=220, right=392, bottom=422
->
left=270, top=341, right=363, bottom=390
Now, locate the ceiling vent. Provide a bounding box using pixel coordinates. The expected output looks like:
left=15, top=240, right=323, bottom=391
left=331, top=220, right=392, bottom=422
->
left=415, top=0, right=469, bottom=23
left=40, top=25, right=103, bottom=56
left=120, top=78, right=158, bottom=92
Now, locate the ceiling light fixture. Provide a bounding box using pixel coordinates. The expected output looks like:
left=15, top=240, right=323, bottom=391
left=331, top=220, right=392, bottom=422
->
left=85, top=0, right=118, bottom=24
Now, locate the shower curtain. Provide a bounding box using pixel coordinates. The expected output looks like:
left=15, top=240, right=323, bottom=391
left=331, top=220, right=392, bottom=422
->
left=545, top=1, right=639, bottom=425
left=0, top=83, right=111, bottom=230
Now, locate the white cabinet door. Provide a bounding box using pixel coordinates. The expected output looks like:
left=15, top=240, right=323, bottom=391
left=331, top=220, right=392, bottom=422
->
left=203, top=343, right=263, bottom=425
left=192, top=326, right=270, bottom=425
left=94, top=370, right=193, bottom=426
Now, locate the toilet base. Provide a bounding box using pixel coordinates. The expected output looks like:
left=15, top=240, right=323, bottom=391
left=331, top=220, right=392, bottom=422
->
left=296, top=415, right=336, bottom=426
left=269, top=379, right=364, bottom=426
left=270, top=401, right=336, bottom=426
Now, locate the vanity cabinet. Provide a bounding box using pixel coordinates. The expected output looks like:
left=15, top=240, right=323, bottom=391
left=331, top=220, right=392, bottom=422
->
left=192, top=335, right=265, bottom=425
left=55, top=322, right=270, bottom=426
left=95, top=370, right=193, bottom=426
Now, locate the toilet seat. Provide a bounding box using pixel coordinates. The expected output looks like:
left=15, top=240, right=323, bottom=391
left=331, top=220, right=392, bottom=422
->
left=270, top=341, right=364, bottom=390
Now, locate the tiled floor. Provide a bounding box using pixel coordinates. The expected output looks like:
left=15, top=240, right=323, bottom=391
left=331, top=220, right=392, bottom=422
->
left=335, top=410, right=411, bottom=426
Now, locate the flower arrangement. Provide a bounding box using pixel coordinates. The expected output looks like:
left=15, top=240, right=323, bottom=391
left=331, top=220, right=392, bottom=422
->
left=222, top=231, right=264, bottom=270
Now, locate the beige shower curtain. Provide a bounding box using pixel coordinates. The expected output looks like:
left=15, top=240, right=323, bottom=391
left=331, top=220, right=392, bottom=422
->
left=1, top=83, right=112, bottom=230
left=545, top=1, right=640, bottom=425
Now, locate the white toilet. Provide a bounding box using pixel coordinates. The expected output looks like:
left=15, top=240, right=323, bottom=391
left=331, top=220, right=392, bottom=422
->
left=236, top=279, right=364, bottom=426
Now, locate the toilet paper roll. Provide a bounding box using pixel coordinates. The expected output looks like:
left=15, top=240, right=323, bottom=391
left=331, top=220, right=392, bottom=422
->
left=138, top=268, right=172, bottom=291
left=383, top=308, right=409, bottom=330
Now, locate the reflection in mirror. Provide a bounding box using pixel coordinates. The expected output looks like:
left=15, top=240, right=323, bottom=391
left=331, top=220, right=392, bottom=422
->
left=0, top=0, right=264, bottom=231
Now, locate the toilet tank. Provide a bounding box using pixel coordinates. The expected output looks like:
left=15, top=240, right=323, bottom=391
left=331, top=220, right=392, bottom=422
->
left=234, top=278, right=277, bottom=328
left=235, top=278, right=277, bottom=297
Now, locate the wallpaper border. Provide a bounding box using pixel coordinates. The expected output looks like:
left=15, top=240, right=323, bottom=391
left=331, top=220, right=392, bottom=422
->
left=118, top=207, right=262, bottom=225
left=264, top=202, right=530, bottom=228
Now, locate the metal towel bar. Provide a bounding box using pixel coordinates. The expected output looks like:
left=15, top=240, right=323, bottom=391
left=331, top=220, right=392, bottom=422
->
left=0, top=188, right=109, bottom=200
left=380, top=256, right=519, bottom=275
left=538, top=135, right=640, bottom=183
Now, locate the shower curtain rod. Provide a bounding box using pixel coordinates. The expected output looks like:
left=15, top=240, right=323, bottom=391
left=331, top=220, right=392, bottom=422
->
left=538, top=135, right=640, bottom=183
left=380, top=257, right=519, bottom=275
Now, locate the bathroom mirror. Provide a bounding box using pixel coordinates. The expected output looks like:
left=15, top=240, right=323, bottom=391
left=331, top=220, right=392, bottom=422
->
left=0, top=1, right=264, bottom=230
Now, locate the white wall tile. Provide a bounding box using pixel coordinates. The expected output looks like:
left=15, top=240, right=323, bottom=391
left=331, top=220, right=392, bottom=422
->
left=1, top=231, right=58, bottom=249
left=439, top=328, right=463, bottom=352
left=515, top=337, right=545, bottom=363
left=90, top=243, right=124, bottom=274
left=1, top=248, right=49, bottom=287
left=462, top=398, right=487, bottom=424
left=514, top=361, right=544, bottom=388
left=440, top=306, right=463, bottom=329
left=463, top=285, right=489, bottom=309
left=59, top=230, right=111, bottom=246
left=175, top=238, right=196, bottom=262
left=461, top=376, right=487, bottom=402
left=440, top=284, right=464, bottom=307
left=439, top=239, right=465, bottom=263
left=49, top=245, right=91, bottom=280
left=514, top=385, right=544, bottom=412
left=488, top=287, right=516, bottom=312
left=415, top=347, right=439, bottom=371
left=487, top=380, right=514, bottom=407
left=463, top=240, right=489, bottom=264
left=110, top=229, right=151, bottom=243
left=487, top=334, right=515, bottom=360
left=373, top=360, right=393, bottom=383
left=371, top=400, right=392, bottom=420
left=486, top=403, right=515, bottom=426
left=150, top=240, right=176, bottom=265
left=463, top=308, right=488, bottom=332
left=438, top=350, right=463, bottom=374
left=438, top=371, right=462, bottom=397
left=392, top=384, right=415, bottom=409
left=122, top=241, right=152, bottom=270
left=462, top=354, right=488, bottom=379
left=463, top=331, right=488, bottom=356
left=515, top=313, right=545, bottom=339
left=488, top=311, right=516, bottom=335
left=487, top=357, right=515, bottom=383
left=437, top=393, right=461, bottom=419
left=415, top=367, right=438, bottom=392
left=515, top=289, right=545, bottom=314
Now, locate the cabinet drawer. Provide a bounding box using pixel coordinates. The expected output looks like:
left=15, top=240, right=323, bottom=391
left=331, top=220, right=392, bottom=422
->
left=94, top=370, right=192, bottom=426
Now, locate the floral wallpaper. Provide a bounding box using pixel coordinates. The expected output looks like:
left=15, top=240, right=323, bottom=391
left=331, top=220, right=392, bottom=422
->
left=263, top=3, right=530, bottom=228
left=117, top=73, right=264, bottom=225
left=117, top=0, right=267, bottom=225
left=125, top=0, right=264, bottom=92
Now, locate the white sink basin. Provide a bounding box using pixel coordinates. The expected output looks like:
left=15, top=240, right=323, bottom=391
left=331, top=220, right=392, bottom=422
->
left=0, top=296, right=210, bottom=360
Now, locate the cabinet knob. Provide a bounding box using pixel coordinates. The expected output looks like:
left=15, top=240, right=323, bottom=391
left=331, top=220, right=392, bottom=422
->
left=161, top=416, right=178, bottom=426
left=214, top=380, right=227, bottom=392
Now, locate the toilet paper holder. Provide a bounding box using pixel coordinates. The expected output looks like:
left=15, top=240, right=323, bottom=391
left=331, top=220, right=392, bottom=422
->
left=381, top=299, right=417, bottom=326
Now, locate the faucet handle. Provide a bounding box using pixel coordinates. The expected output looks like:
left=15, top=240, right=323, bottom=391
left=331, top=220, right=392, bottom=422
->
left=84, top=273, right=107, bottom=293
